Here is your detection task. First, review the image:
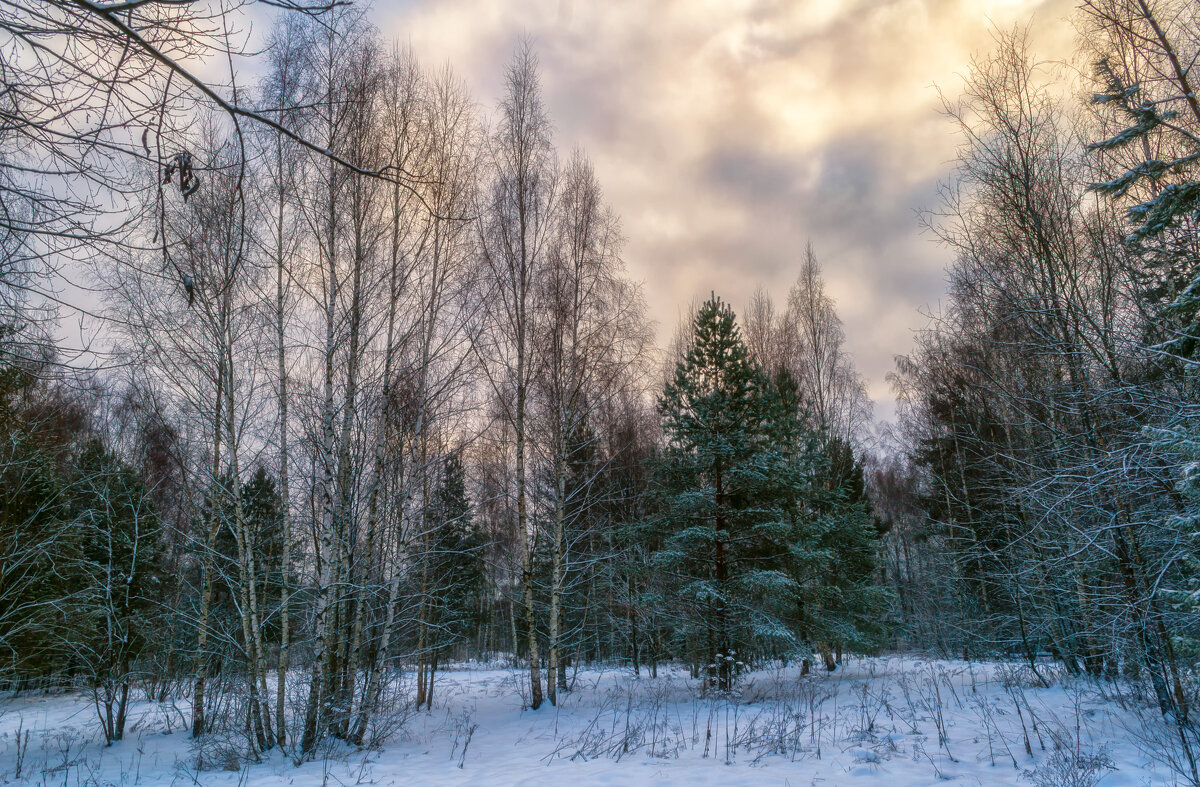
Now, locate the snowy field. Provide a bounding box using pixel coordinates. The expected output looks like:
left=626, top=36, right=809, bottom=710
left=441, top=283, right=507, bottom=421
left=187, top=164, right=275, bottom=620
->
left=0, top=656, right=1189, bottom=786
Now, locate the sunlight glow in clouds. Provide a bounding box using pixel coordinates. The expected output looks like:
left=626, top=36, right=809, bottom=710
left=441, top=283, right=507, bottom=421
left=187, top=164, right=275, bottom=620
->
left=376, top=0, right=1077, bottom=423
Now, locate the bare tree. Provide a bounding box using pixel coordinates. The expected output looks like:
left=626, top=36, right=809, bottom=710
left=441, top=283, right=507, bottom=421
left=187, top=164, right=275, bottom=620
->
left=785, top=244, right=872, bottom=444
left=290, top=6, right=392, bottom=750
left=742, top=286, right=791, bottom=376
left=471, top=40, right=558, bottom=711
left=252, top=13, right=308, bottom=749
left=533, top=150, right=651, bottom=704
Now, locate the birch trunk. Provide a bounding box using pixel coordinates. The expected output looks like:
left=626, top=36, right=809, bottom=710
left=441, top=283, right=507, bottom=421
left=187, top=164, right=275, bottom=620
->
left=273, top=115, right=292, bottom=750
left=548, top=454, right=564, bottom=705
left=192, top=363, right=224, bottom=738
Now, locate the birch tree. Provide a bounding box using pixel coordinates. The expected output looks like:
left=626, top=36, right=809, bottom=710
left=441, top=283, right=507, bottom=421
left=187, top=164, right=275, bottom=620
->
left=533, top=150, right=651, bottom=703
left=473, top=40, right=558, bottom=711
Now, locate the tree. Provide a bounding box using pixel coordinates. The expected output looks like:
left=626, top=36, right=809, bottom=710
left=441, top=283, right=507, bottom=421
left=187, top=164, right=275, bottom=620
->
left=0, top=1, right=427, bottom=376
left=800, top=432, right=890, bottom=667
left=784, top=244, right=872, bottom=444
left=654, top=295, right=802, bottom=690
left=414, top=454, right=484, bottom=709
left=71, top=440, right=164, bottom=745
left=253, top=14, right=308, bottom=746
left=293, top=6, right=389, bottom=750
left=0, top=359, right=79, bottom=683
left=472, top=39, right=558, bottom=710
left=1082, top=0, right=1200, bottom=361
left=391, top=56, right=479, bottom=723
left=533, top=149, right=651, bottom=703
left=1081, top=5, right=1200, bottom=776
left=213, top=468, right=290, bottom=643
left=892, top=29, right=1200, bottom=748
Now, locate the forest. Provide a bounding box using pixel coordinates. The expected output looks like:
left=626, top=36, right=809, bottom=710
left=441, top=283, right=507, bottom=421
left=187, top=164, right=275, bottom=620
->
left=1, top=1, right=1199, bottom=785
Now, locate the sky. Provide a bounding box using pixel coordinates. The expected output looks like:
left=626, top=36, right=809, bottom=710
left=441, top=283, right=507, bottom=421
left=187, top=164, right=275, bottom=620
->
left=373, top=0, right=1079, bottom=424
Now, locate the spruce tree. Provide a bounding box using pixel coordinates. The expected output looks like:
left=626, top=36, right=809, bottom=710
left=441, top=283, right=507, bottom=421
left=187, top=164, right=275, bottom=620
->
left=210, top=468, right=290, bottom=641
left=0, top=430, right=73, bottom=681
left=239, top=467, right=289, bottom=642
left=1086, top=33, right=1200, bottom=669
left=803, top=436, right=889, bottom=666
left=1160, top=431, right=1200, bottom=663
left=0, top=361, right=82, bottom=684
left=771, top=366, right=888, bottom=669
left=1088, top=59, right=1200, bottom=360
left=423, top=455, right=485, bottom=666
left=72, top=439, right=164, bottom=743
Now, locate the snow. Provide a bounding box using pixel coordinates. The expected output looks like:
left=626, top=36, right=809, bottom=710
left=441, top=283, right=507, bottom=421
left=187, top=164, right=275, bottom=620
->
left=0, top=656, right=1183, bottom=786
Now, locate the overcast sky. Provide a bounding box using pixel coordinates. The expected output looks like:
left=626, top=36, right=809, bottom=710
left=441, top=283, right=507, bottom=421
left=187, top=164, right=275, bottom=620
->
left=373, top=0, right=1078, bottom=423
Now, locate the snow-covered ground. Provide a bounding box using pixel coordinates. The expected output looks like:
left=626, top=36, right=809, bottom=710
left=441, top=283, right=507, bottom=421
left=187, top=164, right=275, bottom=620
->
left=0, top=656, right=1188, bottom=785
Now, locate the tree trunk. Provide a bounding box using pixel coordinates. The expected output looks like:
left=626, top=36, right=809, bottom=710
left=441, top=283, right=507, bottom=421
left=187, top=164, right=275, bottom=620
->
left=548, top=455, right=564, bottom=705
left=516, top=389, right=542, bottom=710
left=273, top=115, right=292, bottom=750
left=192, top=364, right=224, bottom=738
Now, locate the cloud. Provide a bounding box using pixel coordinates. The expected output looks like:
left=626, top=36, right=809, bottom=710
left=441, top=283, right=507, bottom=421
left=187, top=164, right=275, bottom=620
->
left=377, top=0, right=1077, bottom=422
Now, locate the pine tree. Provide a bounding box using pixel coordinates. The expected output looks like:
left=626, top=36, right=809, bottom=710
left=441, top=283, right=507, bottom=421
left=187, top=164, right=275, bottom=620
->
left=654, top=295, right=801, bottom=690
